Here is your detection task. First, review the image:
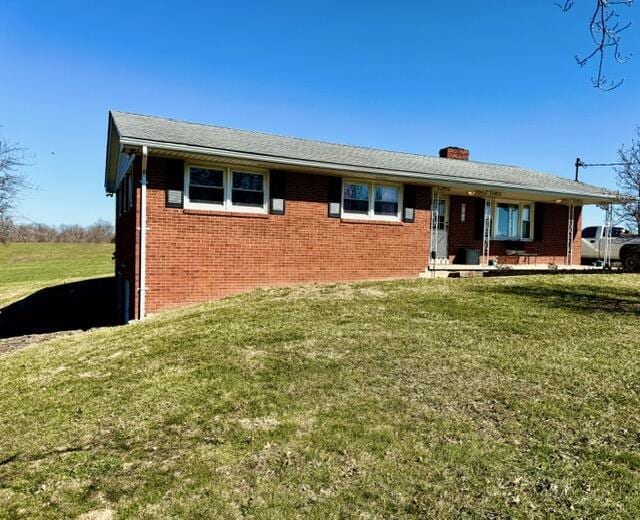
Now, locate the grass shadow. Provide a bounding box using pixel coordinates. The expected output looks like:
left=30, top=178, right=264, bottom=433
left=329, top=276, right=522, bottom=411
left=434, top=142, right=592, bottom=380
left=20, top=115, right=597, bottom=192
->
left=473, top=280, right=640, bottom=317
left=0, top=277, right=119, bottom=339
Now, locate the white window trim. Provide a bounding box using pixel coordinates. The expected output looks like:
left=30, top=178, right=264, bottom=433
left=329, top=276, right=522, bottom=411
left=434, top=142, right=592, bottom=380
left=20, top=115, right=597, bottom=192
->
left=492, top=200, right=534, bottom=241
left=341, top=178, right=403, bottom=222
left=184, top=163, right=269, bottom=214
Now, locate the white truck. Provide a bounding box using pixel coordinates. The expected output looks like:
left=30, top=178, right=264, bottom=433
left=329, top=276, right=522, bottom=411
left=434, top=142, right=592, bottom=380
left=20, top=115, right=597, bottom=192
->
left=581, top=226, right=640, bottom=271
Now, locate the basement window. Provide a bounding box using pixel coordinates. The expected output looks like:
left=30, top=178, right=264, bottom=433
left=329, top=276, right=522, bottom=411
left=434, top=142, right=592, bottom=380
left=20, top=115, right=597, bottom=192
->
left=342, top=179, right=402, bottom=221
left=493, top=201, right=534, bottom=241
left=184, top=164, right=268, bottom=213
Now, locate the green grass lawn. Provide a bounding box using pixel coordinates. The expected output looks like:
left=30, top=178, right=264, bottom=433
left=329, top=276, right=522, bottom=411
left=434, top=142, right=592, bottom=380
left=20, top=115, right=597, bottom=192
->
left=0, top=274, right=639, bottom=518
left=0, top=243, right=113, bottom=307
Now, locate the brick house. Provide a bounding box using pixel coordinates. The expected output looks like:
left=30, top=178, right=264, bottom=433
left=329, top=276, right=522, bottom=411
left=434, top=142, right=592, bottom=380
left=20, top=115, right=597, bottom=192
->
left=105, top=111, right=615, bottom=321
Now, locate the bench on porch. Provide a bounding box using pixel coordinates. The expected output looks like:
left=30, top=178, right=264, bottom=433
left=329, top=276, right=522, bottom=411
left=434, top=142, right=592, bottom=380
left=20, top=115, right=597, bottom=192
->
left=504, top=241, right=538, bottom=265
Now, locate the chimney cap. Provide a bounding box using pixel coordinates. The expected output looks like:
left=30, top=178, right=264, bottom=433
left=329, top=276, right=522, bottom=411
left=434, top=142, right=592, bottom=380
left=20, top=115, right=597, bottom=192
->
left=439, top=146, right=470, bottom=160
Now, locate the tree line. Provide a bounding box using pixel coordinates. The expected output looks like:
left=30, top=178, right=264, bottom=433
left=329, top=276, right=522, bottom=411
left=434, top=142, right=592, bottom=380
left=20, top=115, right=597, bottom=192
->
left=9, top=220, right=114, bottom=243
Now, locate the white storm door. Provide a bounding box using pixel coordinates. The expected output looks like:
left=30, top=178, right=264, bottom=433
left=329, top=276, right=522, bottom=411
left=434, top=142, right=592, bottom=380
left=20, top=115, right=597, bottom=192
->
left=434, top=196, right=449, bottom=259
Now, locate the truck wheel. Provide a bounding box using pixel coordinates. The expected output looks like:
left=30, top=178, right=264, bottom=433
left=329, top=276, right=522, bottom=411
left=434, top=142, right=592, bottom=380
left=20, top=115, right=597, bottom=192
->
left=622, top=253, right=640, bottom=272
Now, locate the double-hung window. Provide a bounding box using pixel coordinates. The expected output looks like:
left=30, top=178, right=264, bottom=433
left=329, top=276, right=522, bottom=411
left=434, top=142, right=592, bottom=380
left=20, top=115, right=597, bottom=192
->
left=493, top=201, right=533, bottom=240
left=343, top=182, right=370, bottom=215
left=189, top=167, right=225, bottom=206
left=231, top=172, right=265, bottom=208
left=374, top=185, right=400, bottom=217
left=342, top=179, right=401, bottom=221
left=185, top=165, right=267, bottom=213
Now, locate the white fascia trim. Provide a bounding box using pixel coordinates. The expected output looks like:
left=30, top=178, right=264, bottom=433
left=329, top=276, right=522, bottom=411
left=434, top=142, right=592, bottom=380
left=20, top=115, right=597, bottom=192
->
left=119, top=137, right=616, bottom=204
left=105, top=114, right=124, bottom=192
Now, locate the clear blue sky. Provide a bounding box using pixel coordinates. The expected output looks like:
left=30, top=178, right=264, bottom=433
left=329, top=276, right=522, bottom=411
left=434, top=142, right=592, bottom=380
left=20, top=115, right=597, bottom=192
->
left=1, top=1, right=638, bottom=227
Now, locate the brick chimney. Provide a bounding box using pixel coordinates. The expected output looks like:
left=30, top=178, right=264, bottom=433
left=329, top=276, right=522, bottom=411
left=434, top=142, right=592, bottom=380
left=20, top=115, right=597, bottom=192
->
left=439, top=146, right=469, bottom=160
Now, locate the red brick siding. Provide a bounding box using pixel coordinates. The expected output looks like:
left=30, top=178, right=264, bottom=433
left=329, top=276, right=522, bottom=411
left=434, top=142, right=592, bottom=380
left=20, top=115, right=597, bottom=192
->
left=447, top=195, right=582, bottom=264
left=117, top=156, right=585, bottom=317
left=143, top=156, right=431, bottom=313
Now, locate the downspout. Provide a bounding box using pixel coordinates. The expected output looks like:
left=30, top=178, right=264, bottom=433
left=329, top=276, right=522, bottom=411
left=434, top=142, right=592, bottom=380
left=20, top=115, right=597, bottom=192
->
left=139, top=145, right=148, bottom=320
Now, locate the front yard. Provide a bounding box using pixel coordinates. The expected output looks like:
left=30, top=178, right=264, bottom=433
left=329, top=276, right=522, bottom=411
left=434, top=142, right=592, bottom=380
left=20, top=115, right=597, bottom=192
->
left=0, top=274, right=639, bottom=518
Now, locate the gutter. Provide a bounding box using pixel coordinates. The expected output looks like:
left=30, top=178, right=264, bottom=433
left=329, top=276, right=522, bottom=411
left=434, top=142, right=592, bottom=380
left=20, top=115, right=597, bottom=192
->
left=139, top=145, right=148, bottom=320
left=117, top=137, right=617, bottom=204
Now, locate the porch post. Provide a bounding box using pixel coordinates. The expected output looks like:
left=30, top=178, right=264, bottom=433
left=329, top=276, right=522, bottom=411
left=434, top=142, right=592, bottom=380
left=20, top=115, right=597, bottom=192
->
left=482, top=197, right=494, bottom=265
left=603, top=203, right=613, bottom=268
left=429, top=187, right=440, bottom=269
left=565, top=202, right=575, bottom=265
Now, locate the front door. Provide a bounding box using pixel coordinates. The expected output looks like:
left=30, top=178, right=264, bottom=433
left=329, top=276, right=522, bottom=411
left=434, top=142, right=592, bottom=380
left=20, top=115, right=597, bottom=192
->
left=433, top=196, right=449, bottom=261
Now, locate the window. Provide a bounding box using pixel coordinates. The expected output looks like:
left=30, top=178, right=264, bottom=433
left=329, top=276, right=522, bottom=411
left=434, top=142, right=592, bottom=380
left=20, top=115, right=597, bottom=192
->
left=611, top=227, right=626, bottom=238
left=232, top=172, right=264, bottom=208
left=184, top=165, right=268, bottom=212
left=127, top=174, right=134, bottom=209
left=342, top=180, right=401, bottom=220
left=493, top=201, right=534, bottom=241
left=116, top=180, right=128, bottom=218
left=116, top=173, right=134, bottom=217
left=344, top=182, right=369, bottom=214
left=374, top=185, right=399, bottom=216
left=582, top=226, right=598, bottom=239
left=189, top=167, right=224, bottom=205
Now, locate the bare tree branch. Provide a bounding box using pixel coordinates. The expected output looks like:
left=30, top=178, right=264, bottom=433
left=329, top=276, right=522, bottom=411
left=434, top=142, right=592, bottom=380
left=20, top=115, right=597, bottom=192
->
left=0, top=138, right=28, bottom=242
left=558, top=0, right=633, bottom=90
left=614, top=127, right=640, bottom=232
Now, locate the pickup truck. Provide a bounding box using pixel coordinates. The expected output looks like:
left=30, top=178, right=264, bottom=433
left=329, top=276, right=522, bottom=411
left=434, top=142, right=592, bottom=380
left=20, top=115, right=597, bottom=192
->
left=581, top=226, right=640, bottom=271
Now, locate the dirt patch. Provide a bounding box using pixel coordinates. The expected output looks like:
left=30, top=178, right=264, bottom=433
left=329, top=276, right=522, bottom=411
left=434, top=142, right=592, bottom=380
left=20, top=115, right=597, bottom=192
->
left=77, top=509, right=113, bottom=520
left=0, top=331, right=79, bottom=356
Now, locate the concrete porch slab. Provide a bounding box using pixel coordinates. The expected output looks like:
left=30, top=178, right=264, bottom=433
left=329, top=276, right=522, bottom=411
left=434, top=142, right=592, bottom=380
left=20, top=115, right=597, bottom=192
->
left=420, top=263, right=605, bottom=278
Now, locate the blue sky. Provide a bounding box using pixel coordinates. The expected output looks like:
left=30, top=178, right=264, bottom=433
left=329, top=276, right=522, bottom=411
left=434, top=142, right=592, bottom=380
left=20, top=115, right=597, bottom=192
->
left=1, top=1, right=639, bottom=227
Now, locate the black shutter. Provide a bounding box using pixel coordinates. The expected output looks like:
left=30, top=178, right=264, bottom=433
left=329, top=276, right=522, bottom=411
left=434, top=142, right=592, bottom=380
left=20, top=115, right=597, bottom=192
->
left=166, top=159, right=184, bottom=208
left=328, top=176, right=342, bottom=218
left=269, top=170, right=287, bottom=215
left=403, top=185, right=416, bottom=223
left=534, top=202, right=544, bottom=241
left=473, top=198, right=485, bottom=240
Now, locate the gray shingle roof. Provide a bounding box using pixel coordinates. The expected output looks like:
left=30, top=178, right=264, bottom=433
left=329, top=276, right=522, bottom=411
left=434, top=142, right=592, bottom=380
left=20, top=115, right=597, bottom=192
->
left=110, top=111, right=614, bottom=200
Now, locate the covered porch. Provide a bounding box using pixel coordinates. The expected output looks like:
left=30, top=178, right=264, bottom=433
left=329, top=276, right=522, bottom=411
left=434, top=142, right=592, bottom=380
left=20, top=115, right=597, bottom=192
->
left=425, top=185, right=617, bottom=273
